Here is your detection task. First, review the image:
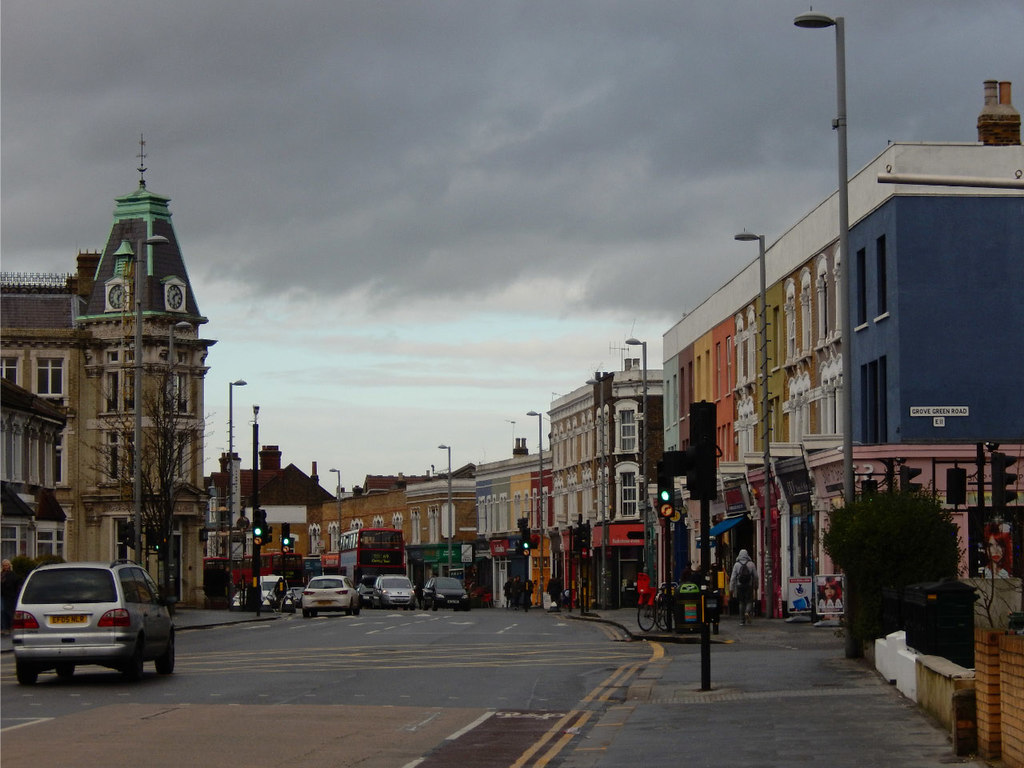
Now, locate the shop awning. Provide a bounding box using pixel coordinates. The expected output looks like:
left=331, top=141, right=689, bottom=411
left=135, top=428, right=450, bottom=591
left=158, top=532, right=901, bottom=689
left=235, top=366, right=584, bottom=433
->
left=709, top=516, right=746, bottom=537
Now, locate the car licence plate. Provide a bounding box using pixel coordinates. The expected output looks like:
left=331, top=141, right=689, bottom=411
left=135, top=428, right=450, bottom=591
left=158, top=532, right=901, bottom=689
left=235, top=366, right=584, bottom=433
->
left=315, top=600, right=332, bottom=605
left=50, top=614, right=88, bottom=625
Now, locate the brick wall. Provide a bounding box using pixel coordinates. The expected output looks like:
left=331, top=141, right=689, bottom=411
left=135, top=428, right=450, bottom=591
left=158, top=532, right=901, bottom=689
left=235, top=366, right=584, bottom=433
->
left=1002, top=634, right=1024, bottom=768
left=976, top=629, right=1003, bottom=759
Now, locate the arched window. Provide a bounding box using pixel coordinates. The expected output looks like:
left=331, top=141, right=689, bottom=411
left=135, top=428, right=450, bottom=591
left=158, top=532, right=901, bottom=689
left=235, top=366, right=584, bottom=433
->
left=800, top=268, right=813, bottom=354
left=784, top=278, right=797, bottom=364
left=816, top=255, right=830, bottom=343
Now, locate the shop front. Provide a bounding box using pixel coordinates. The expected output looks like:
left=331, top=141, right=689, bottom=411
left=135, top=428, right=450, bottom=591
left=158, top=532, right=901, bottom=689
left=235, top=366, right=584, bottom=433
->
left=593, top=521, right=645, bottom=609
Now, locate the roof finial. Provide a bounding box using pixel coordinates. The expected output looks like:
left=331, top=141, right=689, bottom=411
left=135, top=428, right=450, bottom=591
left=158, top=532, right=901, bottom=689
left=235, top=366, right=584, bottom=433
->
left=137, top=133, right=147, bottom=188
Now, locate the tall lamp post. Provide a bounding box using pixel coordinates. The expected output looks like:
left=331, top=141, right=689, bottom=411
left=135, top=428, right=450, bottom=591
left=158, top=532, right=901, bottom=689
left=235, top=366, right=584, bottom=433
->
left=438, top=445, right=453, bottom=574
left=132, top=233, right=169, bottom=559
left=330, top=467, right=342, bottom=553
left=526, top=410, right=545, bottom=604
left=625, top=338, right=652, bottom=578
left=794, top=11, right=854, bottom=507
left=734, top=232, right=774, bottom=618
left=586, top=374, right=608, bottom=608
left=228, top=380, right=247, bottom=559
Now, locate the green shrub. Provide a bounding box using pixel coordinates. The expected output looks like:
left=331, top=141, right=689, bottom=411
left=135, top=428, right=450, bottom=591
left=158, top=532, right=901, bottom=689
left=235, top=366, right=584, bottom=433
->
left=823, top=490, right=961, bottom=642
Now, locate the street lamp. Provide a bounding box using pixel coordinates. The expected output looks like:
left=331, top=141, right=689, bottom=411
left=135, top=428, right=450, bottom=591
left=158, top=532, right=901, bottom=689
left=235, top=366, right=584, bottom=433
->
left=625, top=337, right=652, bottom=578
left=586, top=373, right=608, bottom=609
left=438, top=445, right=453, bottom=574
left=330, top=468, right=342, bottom=553
left=133, top=233, right=169, bottom=559
left=735, top=231, right=774, bottom=617
left=228, top=380, right=247, bottom=558
left=526, top=410, right=545, bottom=604
left=794, top=11, right=854, bottom=506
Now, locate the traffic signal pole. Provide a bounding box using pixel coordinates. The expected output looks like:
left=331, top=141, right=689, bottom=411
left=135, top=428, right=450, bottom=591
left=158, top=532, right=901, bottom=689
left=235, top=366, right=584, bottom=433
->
left=252, top=408, right=261, bottom=616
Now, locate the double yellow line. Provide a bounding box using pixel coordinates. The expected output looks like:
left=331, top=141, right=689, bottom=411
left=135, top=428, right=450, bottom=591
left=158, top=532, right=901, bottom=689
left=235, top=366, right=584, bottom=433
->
left=510, top=641, right=663, bottom=767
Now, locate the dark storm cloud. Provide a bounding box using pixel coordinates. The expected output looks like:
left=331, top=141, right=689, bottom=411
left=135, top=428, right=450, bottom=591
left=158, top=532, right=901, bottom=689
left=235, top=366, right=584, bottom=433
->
left=3, top=0, right=1021, bottom=318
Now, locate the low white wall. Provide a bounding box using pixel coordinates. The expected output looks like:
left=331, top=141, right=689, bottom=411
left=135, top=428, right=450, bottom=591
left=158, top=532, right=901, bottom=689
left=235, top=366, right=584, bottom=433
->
left=875, top=630, right=919, bottom=700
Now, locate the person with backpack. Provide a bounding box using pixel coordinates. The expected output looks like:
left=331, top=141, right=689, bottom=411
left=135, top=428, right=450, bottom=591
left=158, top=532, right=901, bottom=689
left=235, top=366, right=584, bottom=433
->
left=729, top=549, right=759, bottom=625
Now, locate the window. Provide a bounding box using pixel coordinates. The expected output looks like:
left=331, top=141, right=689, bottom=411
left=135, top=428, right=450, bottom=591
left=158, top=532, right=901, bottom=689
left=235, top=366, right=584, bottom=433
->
left=876, top=235, right=888, bottom=316
left=36, top=358, right=63, bottom=397
left=816, top=256, right=830, bottom=342
left=1, top=357, right=17, bottom=384
left=785, top=279, right=797, bottom=363
left=106, top=370, right=121, bottom=412
left=618, top=409, right=636, bottom=453
left=861, top=356, right=888, bottom=444
left=36, top=527, right=64, bottom=558
left=620, top=471, right=637, bottom=517
left=108, top=432, right=122, bottom=481
left=856, top=247, right=867, bottom=326
left=800, top=270, right=812, bottom=354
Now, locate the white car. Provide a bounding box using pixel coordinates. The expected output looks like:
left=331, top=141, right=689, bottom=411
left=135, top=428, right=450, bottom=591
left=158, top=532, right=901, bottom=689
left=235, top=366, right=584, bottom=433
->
left=301, top=575, right=361, bottom=617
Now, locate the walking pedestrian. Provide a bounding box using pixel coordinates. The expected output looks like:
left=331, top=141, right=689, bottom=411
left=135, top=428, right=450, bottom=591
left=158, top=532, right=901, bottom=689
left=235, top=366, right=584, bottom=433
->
left=522, top=578, right=534, bottom=612
left=511, top=576, right=523, bottom=611
left=547, top=575, right=562, bottom=612
left=729, top=549, right=759, bottom=625
left=503, top=579, right=513, bottom=609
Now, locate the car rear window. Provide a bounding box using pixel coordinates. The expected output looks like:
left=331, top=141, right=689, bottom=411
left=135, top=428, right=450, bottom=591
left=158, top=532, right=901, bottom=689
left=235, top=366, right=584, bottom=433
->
left=21, top=568, right=118, bottom=604
left=436, top=578, right=462, bottom=589
left=310, top=578, right=344, bottom=589
left=380, top=577, right=410, bottom=588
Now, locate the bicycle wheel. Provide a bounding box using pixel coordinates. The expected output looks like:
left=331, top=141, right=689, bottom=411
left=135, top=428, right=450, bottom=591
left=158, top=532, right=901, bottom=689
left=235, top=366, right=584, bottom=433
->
left=637, top=600, right=656, bottom=632
left=654, top=598, right=671, bottom=631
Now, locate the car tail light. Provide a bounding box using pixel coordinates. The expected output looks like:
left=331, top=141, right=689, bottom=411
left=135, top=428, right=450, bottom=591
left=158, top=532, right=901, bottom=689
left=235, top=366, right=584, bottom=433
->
left=334, top=589, right=349, bottom=595
left=13, top=611, right=39, bottom=630
left=98, top=609, right=131, bottom=627
left=303, top=590, right=314, bottom=596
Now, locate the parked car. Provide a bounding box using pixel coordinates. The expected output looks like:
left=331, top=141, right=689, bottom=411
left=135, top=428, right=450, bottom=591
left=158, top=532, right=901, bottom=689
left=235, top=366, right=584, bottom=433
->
left=301, top=576, right=361, bottom=617
left=356, top=576, right=377, bottom=607
left=423, top=577, right=471, bottom=611
left=372, top=575, right=415, bottom=609
left=12, top=560, right=176, bottom=685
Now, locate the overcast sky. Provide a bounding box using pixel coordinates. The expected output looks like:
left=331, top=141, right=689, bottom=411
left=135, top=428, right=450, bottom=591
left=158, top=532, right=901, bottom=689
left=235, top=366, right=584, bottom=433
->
left=3, top=1, right=1021, bottom=489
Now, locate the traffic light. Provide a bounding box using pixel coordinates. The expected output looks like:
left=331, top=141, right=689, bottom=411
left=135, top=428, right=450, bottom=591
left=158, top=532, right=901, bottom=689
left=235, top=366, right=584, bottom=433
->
left=992, top=452, right=1018, bottom=508
left=946, top=467, right=967, bottom=506
left=517, top=517, right=531, bottom=555
left=253, top=508, right=268, bottom=547
left=117, top=519, right=135, bottom=548
left=579, top=520, right=591, bottom=557
left=899, top=464, right=923, bottom=492
left=687, top=401, right=718, bottom=501
left=656, top=459, right=675, bottom=519
left=281, top=523, right=293, bottom=552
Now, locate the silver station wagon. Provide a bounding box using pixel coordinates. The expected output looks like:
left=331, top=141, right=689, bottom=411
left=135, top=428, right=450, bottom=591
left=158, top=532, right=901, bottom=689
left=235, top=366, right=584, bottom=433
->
left=12, top=560, right=176, bottom=685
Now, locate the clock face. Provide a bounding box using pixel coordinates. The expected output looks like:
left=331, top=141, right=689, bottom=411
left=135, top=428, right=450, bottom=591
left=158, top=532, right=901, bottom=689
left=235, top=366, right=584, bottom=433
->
left=108, top=283, right=126, bottom=310
left=167, top=284, right=184, bottom=310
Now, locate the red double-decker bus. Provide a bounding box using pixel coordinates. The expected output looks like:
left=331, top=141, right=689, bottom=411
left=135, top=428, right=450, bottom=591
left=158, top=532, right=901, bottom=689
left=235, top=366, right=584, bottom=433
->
left=323, top=527, right=405, bottom=580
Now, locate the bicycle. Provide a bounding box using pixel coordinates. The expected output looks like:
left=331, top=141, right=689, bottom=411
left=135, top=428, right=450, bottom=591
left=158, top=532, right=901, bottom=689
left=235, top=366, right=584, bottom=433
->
left=636, top=582, right=676, bottom=632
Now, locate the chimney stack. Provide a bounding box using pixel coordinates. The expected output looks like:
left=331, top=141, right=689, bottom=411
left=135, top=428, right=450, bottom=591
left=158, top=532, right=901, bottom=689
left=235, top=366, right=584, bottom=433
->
left=977, top=80, right=1021, bottom=145
left=513, top=437, right=529, bottom=456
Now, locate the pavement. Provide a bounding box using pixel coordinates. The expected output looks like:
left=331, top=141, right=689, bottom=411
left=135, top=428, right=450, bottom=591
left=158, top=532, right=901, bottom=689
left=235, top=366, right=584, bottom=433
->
left=3, top=604, right=988, bottom=767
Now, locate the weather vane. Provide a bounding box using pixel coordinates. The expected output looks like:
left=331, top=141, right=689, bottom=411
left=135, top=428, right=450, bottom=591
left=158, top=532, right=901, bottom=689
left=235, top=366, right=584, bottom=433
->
left=137, top=133, right=147, bottom=188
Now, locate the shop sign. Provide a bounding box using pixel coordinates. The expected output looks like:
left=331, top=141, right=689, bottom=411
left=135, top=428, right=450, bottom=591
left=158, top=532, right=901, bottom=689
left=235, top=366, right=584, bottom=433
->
left=489, top=539, right=511, bottom=556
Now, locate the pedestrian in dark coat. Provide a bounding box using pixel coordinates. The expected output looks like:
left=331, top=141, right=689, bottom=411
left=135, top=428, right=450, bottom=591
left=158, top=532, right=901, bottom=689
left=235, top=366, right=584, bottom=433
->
left=522, top=578, right=534, bottom=612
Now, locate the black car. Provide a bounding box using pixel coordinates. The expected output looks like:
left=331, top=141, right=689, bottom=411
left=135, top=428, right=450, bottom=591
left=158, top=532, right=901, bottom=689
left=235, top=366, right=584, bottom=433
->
left=423, top=577, right=470, bottom=611
left=356, top=576, right=377, bottom=608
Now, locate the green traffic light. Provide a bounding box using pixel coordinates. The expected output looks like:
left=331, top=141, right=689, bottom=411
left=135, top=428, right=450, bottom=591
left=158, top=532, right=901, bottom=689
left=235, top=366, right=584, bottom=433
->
left=659, top=489, right=671, bottom=502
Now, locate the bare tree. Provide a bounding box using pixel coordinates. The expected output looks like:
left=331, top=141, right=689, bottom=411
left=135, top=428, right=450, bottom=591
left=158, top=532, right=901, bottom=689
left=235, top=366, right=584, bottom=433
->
left=92, top=364, right=206, bottom=597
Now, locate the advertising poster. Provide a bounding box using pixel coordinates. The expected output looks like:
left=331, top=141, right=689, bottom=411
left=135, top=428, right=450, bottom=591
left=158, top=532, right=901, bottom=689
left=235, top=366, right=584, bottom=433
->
left=982, top=521, right=1013, bottom=578
left=815, top=574, right=845, bottom=620
left=787, top=577, right=813, bottom=615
